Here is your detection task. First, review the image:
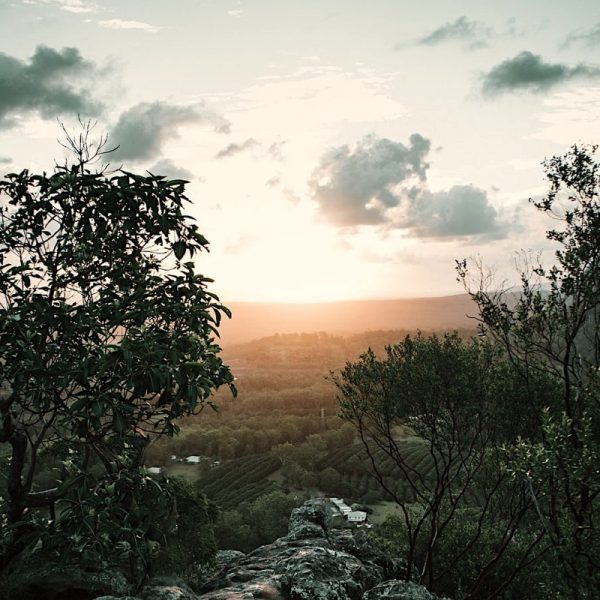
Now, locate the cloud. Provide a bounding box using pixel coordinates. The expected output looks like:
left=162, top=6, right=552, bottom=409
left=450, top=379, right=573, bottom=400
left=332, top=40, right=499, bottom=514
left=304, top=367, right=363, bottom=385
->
left=227, top=9, right=243, bottom=18
left=147, top=158, right=194, bottom=180
left=482, top=51, right=600, bottom=95
left=418, top=16, right=491, bottom=49
left=215, top=138, right=258, bottom=159
left=310, top=135, right=509, bottom=240
left=109, top=101, right=230, bottom=162
left=0, top=157, right=12, bottom=165
left=22, top=0, right=96, bottom=13
left=564, top=24, right=600, bottom=48
left=0, top=45, right=100, bottom=129
left=267, top=140, right=286, bottom=161
left=402, top=185, right=508, bottom=240
left=310, top=134, right=430, bottom=227
left=98, top=19, right=160, bottom=33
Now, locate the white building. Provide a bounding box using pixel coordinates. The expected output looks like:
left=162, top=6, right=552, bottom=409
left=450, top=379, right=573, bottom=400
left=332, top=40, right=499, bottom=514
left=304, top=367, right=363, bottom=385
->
left=185, top=455, right=201, bottom=464
left=347, top=511, right=367, bottom=523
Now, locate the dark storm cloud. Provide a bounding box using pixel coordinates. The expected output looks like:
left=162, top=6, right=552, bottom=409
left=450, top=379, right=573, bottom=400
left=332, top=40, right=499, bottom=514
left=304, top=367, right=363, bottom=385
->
left=110, top=101, right=230, bottom=162
left=564, top=24, right=600, bottom=48
left=310, top=135, right=510, bottom=240
left=215, top=138, right=258, bottom=159
left=404, top=185, right=508, bottom=240
left=0, top=45, right=100, bottom=129
left=147, top=158, right=194, bottom=181
left=418, top=16, right=490, bottom=48
left=481, top=51, right=600, bottom=95
left=309, top=134, right=430, bottom=227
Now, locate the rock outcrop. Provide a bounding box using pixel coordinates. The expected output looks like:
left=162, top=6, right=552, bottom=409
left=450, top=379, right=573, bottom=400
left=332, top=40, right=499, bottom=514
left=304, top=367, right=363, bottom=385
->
left=5, top=499, right=440, bottom=600
left=87, top=499, right=441, bottom=600
left=166, top=499, right=438, bottom=600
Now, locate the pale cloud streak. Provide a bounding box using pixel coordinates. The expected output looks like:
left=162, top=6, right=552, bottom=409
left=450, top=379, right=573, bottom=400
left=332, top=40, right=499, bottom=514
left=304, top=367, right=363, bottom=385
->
left=230, top=66, right=406, bottom=134
left=563, top=24, right=600, bottom=48
left=98, top=19, right=161, bottom=33
left=22, top=0, right=97, bottom=13
left=528, top=86, right=600, bottom=144
left=418, top=16, right=491, bottom=49
left=215, top=138, right=258, bottom=159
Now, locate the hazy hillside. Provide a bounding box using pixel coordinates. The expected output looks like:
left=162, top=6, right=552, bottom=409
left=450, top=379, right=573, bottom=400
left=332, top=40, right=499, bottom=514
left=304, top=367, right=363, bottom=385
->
left=218, top=293, right=477, bottom=345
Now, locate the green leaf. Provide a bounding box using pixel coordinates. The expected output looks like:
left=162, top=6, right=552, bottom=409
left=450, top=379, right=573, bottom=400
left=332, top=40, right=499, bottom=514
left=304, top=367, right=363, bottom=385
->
left=173, top=241, right=186, bottom=260
left=114, top=412, right=126, bottom=434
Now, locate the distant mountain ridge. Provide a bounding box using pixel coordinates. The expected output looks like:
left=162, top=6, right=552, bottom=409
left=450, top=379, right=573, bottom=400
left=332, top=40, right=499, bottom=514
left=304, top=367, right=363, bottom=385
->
left=218, top=293, right=477, bottom=345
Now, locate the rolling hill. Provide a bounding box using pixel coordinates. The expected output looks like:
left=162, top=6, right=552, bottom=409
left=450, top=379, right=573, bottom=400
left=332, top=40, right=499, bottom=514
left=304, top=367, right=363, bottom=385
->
left=218, top=293, right=477, bottom=345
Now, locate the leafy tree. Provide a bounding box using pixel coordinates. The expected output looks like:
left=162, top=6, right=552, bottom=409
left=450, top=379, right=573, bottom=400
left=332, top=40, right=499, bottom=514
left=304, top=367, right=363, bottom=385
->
left=0, top=127, right=235, bottom=583
left=333, top=333, right=552, bottom=599
left=458, top=143, right=600, bottom=596
left=154, top=476, right=218, bottom=589
left=213, top=490, right=303, bottom=552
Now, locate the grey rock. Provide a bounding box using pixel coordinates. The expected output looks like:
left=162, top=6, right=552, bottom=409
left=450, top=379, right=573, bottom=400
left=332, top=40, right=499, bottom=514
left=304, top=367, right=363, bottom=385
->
left=17, top=564, right=131, bottom=597
left=280, top=545, right=378, bottom=600
left=141, top=583, right=199, bottom=600
left=194, top=500, right=439, bottom=600
left=215, top=549, right=246, bottom=567
left=286, top=498, right=330, bottom=540
left=94, top=597, right=141, bottom=600
left=363, top=580, right=442, bottom=600
left=196, top=499, right=436, bottom=600
left=198, top=579, right=284, bottom=599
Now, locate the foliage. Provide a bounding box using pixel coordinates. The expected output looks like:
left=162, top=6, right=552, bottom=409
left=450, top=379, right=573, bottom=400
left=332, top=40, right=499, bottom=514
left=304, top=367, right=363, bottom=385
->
left=333, top=332, right=552, bottom=599
left=458, top=143, right=600, bottom=596
left=154, top=476, right=218, bottom=590
left=0, top=130, right=235, bottom=583
left=214, top=490, right=304, bottom=552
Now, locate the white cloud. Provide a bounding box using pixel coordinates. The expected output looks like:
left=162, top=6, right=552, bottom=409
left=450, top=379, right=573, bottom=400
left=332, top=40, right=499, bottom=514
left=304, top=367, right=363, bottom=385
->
left=227, top=9, right=243, bottom=18
left=22, top=0, right=97, bottom=13
left=97, top=19, right=161, bottom=33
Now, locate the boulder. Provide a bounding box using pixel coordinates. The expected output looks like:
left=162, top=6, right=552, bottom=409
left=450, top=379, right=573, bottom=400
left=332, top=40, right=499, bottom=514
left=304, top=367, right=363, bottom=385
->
left=286, top=499, right=330, bottom=540
left=140, top=584, right=199, bottom=600
left=215, top=550, right=246, bottom=567
left=363, top=580, right=442, bottom=600
left=15, top=563, right=131, bottom=599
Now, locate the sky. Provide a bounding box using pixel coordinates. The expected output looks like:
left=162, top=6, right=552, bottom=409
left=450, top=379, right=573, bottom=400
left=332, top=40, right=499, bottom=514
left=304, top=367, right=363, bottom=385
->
left=1, top=0, right=600, bottom=303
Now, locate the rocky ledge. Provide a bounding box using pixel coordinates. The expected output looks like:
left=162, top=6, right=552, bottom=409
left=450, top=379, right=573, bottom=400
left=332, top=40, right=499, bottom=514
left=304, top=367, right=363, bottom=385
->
left=22, top=499, right=440, bottom=600
left=141, top=499, right=439, bottom=600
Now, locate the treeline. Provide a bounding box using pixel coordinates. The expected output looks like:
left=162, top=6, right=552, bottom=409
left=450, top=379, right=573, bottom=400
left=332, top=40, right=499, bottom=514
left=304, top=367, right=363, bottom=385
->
left=145, top=414, right=348, bottom=464
left=209, top=328, right=477, bottom=417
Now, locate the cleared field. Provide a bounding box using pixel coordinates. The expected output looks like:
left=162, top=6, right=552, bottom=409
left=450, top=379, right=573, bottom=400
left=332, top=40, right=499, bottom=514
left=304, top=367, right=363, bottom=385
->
left=368, top=501, right=404, bottom=525
left=164, top=463, right=203, bottom=483
left=198, top=454, right=282, bottom=509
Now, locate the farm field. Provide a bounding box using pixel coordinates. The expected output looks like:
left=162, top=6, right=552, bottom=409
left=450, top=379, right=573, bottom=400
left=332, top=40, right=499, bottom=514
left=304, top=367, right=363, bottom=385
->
left=146, top=329, right=474, bottom=554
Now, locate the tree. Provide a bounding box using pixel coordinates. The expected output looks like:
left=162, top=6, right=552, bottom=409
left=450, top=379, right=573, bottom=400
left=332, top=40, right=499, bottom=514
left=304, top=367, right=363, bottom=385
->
left=458, top=143, right=600, bottom=596
left=333, top=333, right=552, bottom=599
left=0, top=127, right=235, bottom=582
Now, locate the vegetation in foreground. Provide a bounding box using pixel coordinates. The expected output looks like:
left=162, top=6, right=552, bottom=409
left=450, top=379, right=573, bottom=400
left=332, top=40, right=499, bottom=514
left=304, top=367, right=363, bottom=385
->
left=0, top=127, right=235, bottom=592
